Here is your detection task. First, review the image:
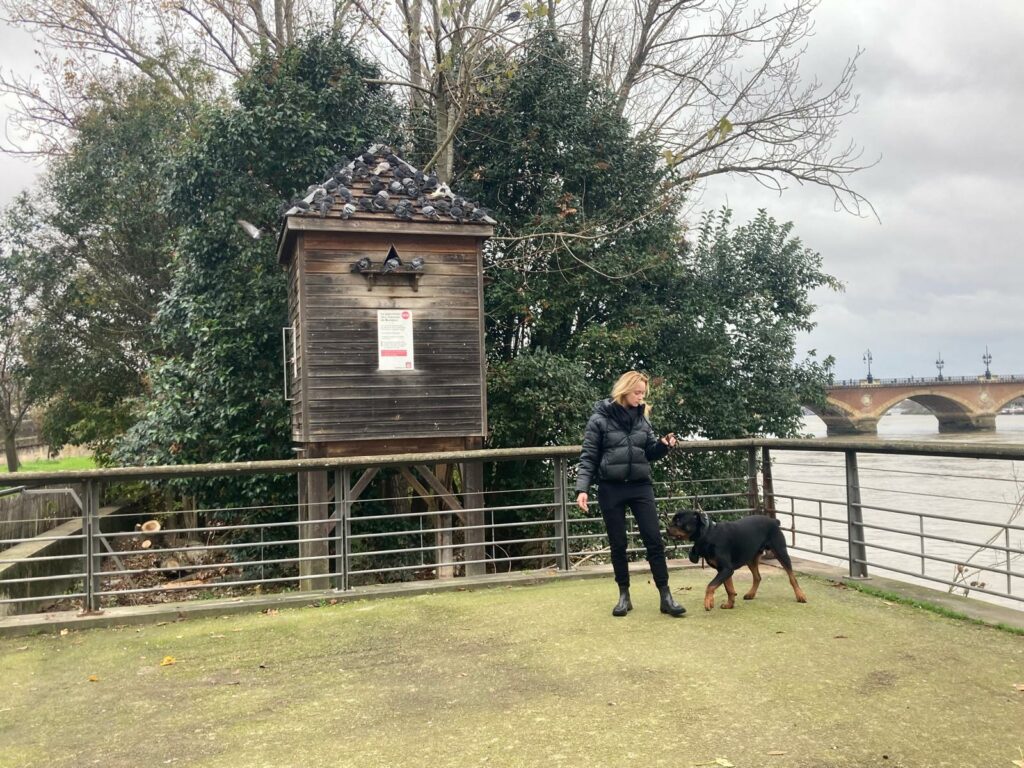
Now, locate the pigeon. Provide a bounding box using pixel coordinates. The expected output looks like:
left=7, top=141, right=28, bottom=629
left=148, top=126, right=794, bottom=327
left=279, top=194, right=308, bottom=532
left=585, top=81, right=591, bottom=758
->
left=428, top=182, right=452, bottom=199
left=355, top=256, right=372, bottom=270
left=315, top=194, right=335, bottom=217
left=421, top=175, right=439, bottom=192
left=433, top=199, right=451, bottom=213
left=449, top=205, right=465, bottom=221
left=381, top=252, right=402, bottom=272
left=409, top=257, right=425, bottom=271
left=389, top=180, right=404, bottom=195
left=368, top=176, right=385, bottom=194
left=283, top=198, right=311, bottom=215
left=358, top=196, right=375, bottom=211
left=236, top=219, right=262, bottom=239
left=373, top=161, right=392, bottom=176
left=385, top=153, right=402, bottom=167
left=353, top=162, right=370, bottom=180
left=340, top=202, right=357, bottom=219
left=393, top=200, right=414, bottom=220
left=420, top=205, right=440, bottom=221
left=336, top=185, right=353, bottom=203
left=371, top=191, right=391, bottom=211
left=361, top=152, right=376, bottom=164
left=452, top=196, right=466, bottom=209
left=469, top=206, right=492, bottom=222
left=324, top=178, right=339, bottom=192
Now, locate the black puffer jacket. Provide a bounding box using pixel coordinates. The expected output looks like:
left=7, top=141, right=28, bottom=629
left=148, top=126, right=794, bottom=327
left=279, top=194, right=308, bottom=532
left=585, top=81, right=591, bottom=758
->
left=575, top=399, right=669, bottom=492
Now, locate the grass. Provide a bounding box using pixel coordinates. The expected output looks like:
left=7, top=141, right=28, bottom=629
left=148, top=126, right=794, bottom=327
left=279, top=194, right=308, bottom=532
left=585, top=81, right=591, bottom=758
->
left=1, top=454, right=96, bottom=474
left=2, top=569, right=1023, bottom=768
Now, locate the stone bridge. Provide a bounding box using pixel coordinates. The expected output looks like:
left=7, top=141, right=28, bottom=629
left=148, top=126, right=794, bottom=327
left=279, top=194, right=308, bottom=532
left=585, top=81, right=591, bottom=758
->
left=808, top=376, right=1024, bottom=435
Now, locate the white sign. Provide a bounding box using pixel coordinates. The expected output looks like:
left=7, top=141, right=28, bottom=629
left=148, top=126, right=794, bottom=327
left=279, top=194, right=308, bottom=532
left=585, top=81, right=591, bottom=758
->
left=378, top=310, right=415, bottom=370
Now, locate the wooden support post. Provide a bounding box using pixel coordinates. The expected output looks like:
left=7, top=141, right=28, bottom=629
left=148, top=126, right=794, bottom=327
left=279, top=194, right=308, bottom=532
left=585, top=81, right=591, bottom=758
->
left=461, top=461, right=487, bottom=577
left=553, top=457, right=571, bottom=571
left=301, top=468, right=331, bottom=590
left=435, top=464, right=454, bottom=578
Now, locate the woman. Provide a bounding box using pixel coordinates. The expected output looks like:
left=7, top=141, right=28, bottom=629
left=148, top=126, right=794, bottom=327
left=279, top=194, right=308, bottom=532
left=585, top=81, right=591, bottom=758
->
left=575, top=371, right=686, bottom=617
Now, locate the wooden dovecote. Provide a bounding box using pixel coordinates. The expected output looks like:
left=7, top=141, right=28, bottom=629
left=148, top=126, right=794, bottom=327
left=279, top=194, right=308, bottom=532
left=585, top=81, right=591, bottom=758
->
left=275, top=146, right=496, bottom=458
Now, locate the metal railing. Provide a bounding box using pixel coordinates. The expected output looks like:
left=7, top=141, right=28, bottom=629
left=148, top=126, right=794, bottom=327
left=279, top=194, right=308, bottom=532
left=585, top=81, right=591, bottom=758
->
left=1, top=439, right=1022, bottom=616
left=830, top=374, right=1024, bottom=388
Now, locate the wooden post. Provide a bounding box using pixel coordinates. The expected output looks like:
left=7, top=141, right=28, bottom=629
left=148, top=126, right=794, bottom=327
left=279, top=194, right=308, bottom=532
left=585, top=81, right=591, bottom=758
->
left=461, top=461, right=487, bottom=577
left=301, top=462, right=331, bottom=590
left=435, top=464, right=454, bottom=578
left=553, top=457, right=571, bottom=571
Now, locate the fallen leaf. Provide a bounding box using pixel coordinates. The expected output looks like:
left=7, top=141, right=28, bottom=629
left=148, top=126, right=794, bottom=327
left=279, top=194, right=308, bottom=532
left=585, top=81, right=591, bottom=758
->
left=87, top=675, right=99, bottom=682
left=766, top=751, right=786, bottom=756
left=16, top=645, right=27, bottom=651
left=1014, top=683, right=1024, bottom=692
left=160, top=656, right=176, bottom=666
left=59, top=628, right=70, bottom=637
left=834, top=635, right=848, bottom=639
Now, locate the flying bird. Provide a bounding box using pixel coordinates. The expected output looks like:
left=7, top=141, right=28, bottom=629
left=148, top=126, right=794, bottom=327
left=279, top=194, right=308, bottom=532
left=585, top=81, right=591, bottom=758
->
left=236, top=219, right=263, bottom=239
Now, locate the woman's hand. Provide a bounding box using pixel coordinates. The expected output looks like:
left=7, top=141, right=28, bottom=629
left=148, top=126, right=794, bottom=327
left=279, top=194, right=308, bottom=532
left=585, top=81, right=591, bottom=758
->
left=576, top=492, right=589, bottom=512
left=660, top=432, right=677, bottom=448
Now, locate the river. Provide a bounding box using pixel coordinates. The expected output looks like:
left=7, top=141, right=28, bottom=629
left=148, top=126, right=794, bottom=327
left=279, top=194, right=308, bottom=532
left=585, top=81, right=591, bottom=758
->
left=768, top=414, right=1024, bottom=611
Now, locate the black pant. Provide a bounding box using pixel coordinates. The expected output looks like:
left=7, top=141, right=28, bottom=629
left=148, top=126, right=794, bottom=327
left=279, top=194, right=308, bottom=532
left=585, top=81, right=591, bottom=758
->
left=597, top=481, right=669, bottom=588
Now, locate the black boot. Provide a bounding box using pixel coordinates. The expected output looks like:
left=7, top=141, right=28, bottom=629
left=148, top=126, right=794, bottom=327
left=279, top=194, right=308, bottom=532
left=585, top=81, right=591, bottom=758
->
left=658, top=585, right=686, bottom=617
left=612, top=586, right=632, bottom=617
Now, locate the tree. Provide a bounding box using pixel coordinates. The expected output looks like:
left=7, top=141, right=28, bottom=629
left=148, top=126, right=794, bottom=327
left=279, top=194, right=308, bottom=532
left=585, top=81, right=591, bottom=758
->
left=114, top=31, right=401, bottom=477
left=13, top=72, right=210, bottom=455
left=455, top=33, right=838, bottom=448
left=2, top=0, right=871, bottom=213
left=0, top=194, right=46, bottom=470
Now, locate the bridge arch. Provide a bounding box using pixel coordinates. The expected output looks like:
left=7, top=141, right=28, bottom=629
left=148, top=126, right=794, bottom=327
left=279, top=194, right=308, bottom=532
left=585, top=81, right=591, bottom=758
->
left=815, top=378, right=1024, bottom=435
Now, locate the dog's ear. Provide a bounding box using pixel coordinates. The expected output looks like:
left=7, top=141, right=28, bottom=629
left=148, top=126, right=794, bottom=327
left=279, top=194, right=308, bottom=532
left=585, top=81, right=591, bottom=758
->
left=698, top=511, right=709, bottom=530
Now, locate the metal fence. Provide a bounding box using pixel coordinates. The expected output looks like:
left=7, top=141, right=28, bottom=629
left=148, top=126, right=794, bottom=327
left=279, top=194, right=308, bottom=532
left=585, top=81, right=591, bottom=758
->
left=1, top=439, right=1022, bottom=617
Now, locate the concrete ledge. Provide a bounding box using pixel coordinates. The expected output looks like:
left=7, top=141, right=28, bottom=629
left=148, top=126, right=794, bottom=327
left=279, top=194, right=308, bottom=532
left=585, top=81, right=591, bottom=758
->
left=2, top=557, right=1021, bottom=637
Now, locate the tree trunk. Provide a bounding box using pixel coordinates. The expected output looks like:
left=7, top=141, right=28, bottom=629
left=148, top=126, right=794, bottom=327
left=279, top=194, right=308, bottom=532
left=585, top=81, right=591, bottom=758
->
left=407, top=0, right=427, bottom=114
left=581, top=0, right=593, bottom=80
left=4, top=429, right=19, bottom=472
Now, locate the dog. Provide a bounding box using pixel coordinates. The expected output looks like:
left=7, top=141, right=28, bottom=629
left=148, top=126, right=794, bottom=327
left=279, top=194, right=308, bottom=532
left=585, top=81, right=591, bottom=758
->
left=667, top=510, right=808, bottom=611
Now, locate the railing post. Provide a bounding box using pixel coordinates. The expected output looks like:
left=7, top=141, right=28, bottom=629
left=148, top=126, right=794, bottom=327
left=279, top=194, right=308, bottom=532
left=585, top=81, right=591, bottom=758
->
left=745, top=447, right=760, bottom=515
left=844, top=450, right=869, bottom=579
left=553, top=457, right=571, bottom=571
left=81, top=480, right=103, bottom=615
left=334, top=468, right=351, bottom=591
left=761, top=446, right=776, bottom=518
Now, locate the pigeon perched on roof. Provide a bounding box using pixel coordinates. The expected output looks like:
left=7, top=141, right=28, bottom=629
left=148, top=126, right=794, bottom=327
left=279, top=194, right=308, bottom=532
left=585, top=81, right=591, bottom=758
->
left=428, top=183, right=452, bottom=199
left=449, top=205, right=465, bottom=222
left=389, top=180, right=404, bottom=195
left=371, top=191, right=391, bottom=211
left=421, top=175, right=439, bottom=192
left=368, top=176, right=385, bottom=194
left=469, top=206, right=491, bottom=222
left=340, top=202, right=357, bottom=219
left=336, top=185, right=353, bottom=203
left=420, top=205, right=440, bottom=221
left=358, top=196, right=375, bottom=212
left=315, top=194, right=334, bottom=217
left=381, top=252, right=402, bottom=272
left=361, top=152, right=376, bottom=164
left=393, top=200, right=414, bottom=220
left=353, top=162, right=370, bottom=180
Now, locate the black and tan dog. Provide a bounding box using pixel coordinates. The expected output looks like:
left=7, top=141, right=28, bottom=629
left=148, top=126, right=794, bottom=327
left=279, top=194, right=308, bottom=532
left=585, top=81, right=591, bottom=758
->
left=667, top=510, right=808, bottom=611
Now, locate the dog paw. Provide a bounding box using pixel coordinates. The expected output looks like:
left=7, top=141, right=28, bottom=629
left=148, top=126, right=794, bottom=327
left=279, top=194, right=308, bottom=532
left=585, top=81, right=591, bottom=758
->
left=743, top=593, right=756, bottom=600
left=721, top=602, right=735, bottom=609
left=703, top=599, right=715, bottom=611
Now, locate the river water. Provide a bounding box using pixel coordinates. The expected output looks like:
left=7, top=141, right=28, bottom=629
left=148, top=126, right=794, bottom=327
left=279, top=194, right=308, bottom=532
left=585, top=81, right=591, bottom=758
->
left=768, top=414, right=1024, bottom=612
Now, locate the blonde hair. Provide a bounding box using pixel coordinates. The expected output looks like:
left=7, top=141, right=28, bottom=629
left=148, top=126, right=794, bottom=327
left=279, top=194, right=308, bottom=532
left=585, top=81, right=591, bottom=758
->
left=610, top=370, right=651, bottom=414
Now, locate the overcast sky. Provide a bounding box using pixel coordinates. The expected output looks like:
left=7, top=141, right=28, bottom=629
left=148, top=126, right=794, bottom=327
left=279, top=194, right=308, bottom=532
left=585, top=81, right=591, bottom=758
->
left=1, top=1, right=1022, bottom=382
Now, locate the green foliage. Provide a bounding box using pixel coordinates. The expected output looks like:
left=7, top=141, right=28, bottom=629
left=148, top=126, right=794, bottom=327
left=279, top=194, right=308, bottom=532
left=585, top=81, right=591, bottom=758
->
left=114, top=32, right=400, bottom=522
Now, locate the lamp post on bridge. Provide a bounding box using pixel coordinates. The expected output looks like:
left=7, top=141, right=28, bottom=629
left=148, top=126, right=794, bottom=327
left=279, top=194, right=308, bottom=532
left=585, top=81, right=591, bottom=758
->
left=863, top=349, right=874, bottom=384
left=982, top=346, right=993, bottom=380
left=935, top=353, right=944, bottom=382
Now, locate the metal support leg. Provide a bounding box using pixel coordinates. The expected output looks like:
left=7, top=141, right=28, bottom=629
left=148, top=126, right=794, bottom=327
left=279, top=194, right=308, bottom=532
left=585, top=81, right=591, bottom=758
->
left=334, top=469, right=351, bottom=591
left=554, top=457, right=570, bottom=571
left=746, top=447, right=760, bottom=515
left=845, top=450, right=869, bottom=579
left=81, top=480, right=103, bottom=615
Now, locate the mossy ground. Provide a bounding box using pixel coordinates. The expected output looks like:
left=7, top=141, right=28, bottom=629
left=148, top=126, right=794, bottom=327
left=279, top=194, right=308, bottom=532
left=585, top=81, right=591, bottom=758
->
left=2, top=568, right=1022, bottom=768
